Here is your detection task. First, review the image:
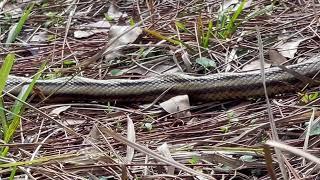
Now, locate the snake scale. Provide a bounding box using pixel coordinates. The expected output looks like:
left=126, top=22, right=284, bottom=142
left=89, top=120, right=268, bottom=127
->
left=4, top=59, right=320, bottom=102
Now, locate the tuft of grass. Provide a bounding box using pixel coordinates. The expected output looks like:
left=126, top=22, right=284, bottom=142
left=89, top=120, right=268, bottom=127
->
left=0, top=54, right=16, bottom=179
left=216, top=0, right=247, bottom=39
left=1, top=60, right=46, bottom=157
left=0, top=54, right=15, bottom=135
left=202, top=20, right=213, bottom=48
left=5, top=2, right=34, bottom=47
left=223, top=0, right=246, bottom=38
left=196, top=1, right=246, bottom=48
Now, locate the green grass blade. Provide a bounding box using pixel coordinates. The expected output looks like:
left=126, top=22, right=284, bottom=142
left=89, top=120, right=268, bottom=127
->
left=175, top=21, right=187, bottom=32
left=9, top=166, right=17, bottom=180
left=144, top=29, right=195, bottom=52
left=224, top=0, right=246, bottom=38
left=216, top=12, right=227, bottom=39
left=0, top=54, right=15, bottom=134
left=0, top=54, right=15, bottom=93
left=2, top=61, right=46, bottom=156
left=203, top=20, right=213, bottom=48
left=0, top=100, right=7, bottom=133
left=0, top=153, right=79, bottom=168
left=5, top=2, right=34, bottom=47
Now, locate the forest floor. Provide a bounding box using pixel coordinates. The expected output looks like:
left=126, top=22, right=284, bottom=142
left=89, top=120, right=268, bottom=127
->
left=1, top=0, right=320, bottom=179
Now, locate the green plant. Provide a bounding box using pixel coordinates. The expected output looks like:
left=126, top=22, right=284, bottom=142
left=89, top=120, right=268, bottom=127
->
left=0, top=54, right=17, bottom=179
left=5, top=2, right=34, bottom=47
left=196, top=57, right=216, bottom=72
left=0, top=58, right=46, bottom=157
left=216, top=0, right=247, bottom=39
left=202, top=20, right=213, bottom=48
left=104, top=13, right=114, bottom=21
left=300, top=92, right=319, bottom=104
left=0, top=54, right=15, bottom=135
left=144, top=28, right=195, bottom=52
left=188, top=156, right=200, bottom=165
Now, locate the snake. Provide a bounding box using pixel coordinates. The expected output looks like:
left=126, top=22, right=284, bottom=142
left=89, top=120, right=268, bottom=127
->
left=4, top=59, right=320, bottom=102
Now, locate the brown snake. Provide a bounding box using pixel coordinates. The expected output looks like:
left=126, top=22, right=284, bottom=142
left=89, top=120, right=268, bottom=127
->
left=4, top=59, right=320, bottom=102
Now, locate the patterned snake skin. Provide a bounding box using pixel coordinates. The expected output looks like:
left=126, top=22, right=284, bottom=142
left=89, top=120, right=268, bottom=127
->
left=4, top=60, right=320, bottom=102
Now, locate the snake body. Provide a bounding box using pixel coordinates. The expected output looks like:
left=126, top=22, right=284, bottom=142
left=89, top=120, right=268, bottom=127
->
left=4, top=60, right=320, bottom=102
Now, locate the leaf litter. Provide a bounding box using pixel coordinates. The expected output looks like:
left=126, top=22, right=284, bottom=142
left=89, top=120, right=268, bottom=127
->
left=1, top=1, right=320, bottom=179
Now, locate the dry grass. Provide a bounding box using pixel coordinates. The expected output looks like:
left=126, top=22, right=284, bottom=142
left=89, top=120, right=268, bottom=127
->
left=1, top=0, right=320, bottom=179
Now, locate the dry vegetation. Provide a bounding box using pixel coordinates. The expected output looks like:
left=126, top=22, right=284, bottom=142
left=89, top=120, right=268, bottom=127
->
left=1, top=0, right=320, bottom=179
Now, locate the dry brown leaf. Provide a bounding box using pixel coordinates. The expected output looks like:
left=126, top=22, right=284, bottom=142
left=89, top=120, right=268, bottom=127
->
left=181, top=50, right=193, bottom=72
left=268, top=49, right=288, bottom=65
left=126, top=115, right=135, bottom=163
left=107, top=4, right=127, bottom=20
left=159, top=95, right=191, bottom=117
left=30, top=32, right=48, bottom=42
left=242, top=60, right=271, bottom=71
left=74, top=21, right=111, bottom=38
left=276, top=38, right=306, bottom=58
left=104, top=25, right=142, bottom=61
left=49, top=105, right=71, bottom=117
left=85, top=124, right=100, bottom=143
left=157, top=143, right=175, bottom=175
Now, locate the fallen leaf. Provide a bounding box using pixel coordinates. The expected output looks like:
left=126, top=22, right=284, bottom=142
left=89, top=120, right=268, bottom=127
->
left=30, top=32, right=48, bottom=42
left=126, top=115, right=136, bottom=163
left=74, top=20, right=111, bottom=38
left=109, top=69, right=124, bottom=76
left=196, top=57, right=216, bottom=69
left=242, top=60, right=271, bottom=71
left=276, top=38, right=306, bottom=58
left=107, top=4, right=127, bottom=20
left=49, top=105, right=71, bottom=117
left=104, top=25, right=142, bottom=61
left=157, top=143, right=175, bottom=175
left=160, top=95, right=191, bottom=117
left=268, top=49, right=288, bottom=65
left=302, top=118, right=320, bottom=137
left=181, top=50, right=193, bottom=72
left=227, top=48, right=238, bottom=62
left=85, top=124, right=100, bottom=143
left=83, top=20, right=111, bottom=28
left=74, top=31, right=97, bottom=38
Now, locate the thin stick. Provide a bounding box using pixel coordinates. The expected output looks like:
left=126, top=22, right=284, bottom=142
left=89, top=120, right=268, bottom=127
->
left=256, top=26, right=288, bottom=180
